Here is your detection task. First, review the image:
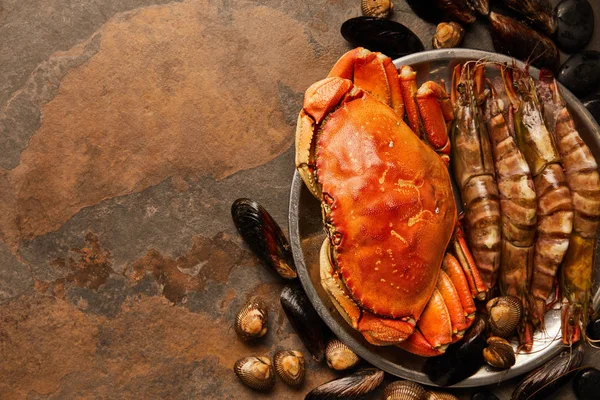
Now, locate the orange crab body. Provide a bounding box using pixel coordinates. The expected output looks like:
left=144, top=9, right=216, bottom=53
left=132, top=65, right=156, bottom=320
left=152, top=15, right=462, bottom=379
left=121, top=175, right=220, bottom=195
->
left=296, top=48, right=486, bottom=356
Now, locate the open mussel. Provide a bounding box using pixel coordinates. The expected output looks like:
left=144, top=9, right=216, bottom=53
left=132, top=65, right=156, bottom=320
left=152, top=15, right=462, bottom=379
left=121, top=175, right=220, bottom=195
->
left=234, top=356, right=276, bottom=391
left=424, top=317, right=487, bottom=386
left=555, top=0, right=594, bottom=53
left=305, top=368, right=384, bottom=400
left=280, top=283, right=328, bottom=361
left=573, top=367, right=600, bottom=400
left=499, top=0, right=557, bottom=35
left=557, top=51, right=600, bottom=98
left=489, top=12, right=560, bottom=72
left=361, top=0, right=393, bottom=19
left=326, top=339, right=360, bottom=371
left=340, top=17, right=424, bottom=60
left=235, top=296, right=268, bottom=341
left=274, top=350, right=305, bottom=387
left=231, top=198, right=297, bottom=279
left=483, top=336, right=515, bottom=369
left=511, top=344, right=584, bottom=400
left=383, top=380, right=427, bottom=400
left=487, top=296, right=522, bottom=338
left=433, top=22, right=465, bottom=49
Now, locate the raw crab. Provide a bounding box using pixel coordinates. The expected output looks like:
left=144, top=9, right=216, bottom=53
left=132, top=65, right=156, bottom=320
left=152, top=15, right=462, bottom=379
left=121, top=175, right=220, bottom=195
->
left=295, top=48, right=486, bottom=356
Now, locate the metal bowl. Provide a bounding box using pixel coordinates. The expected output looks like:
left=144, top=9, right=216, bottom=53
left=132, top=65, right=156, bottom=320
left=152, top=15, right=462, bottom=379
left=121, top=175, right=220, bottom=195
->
left=288, top=49, right=600, bottom=387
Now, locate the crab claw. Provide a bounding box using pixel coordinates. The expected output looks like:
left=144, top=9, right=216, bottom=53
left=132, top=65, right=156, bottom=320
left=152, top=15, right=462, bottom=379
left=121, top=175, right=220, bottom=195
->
left=416, top=80, right=453, bottom=162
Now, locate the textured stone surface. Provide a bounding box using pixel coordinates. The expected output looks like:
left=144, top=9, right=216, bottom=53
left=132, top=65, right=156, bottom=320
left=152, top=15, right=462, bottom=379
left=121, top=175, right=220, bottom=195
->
left=1, top=0, right=599, bottom=398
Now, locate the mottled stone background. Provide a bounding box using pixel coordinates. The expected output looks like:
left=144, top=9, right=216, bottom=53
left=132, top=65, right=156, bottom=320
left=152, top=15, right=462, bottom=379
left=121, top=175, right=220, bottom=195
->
left=1, top=0, right=599, bottom=399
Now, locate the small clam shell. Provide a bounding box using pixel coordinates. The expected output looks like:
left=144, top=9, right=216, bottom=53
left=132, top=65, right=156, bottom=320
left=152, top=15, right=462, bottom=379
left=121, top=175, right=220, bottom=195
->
left=486, top=296, right=522, bottom=338
left=361, top=0, right=393, bottom=19
left=483, top=336, right=516, bottom=369
left=274, top=350, right=305, bottom=387
left=426, top=391, right=459, bottom=400
left=326, top=339, right=360, bottom=371
left=235, top=297, right=268, bottom=341
left=234, top=356, right=275, bottom=391
left=305, top=368, right=384, bottom=400
left=432, top=22, right=464, bottom=49
left=383, top=380, right=427, bottom=400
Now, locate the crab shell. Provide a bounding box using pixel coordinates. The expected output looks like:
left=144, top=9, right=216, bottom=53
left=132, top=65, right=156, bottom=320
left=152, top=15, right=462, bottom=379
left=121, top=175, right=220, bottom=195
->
left=296, top=76, right=457, bottom=345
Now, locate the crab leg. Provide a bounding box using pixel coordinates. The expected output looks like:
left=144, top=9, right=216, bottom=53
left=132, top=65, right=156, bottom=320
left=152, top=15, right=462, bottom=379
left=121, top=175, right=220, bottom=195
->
left=328, top=47, right=405, bottom=118
left=442, top=253, right=477, bottom=322
left=437, top=269, right=469, bottom=341
left=398, top=65, right=423, bottom=137
left=416, top=81, right=453, bottom=161
left=537, top=70, right=600, bottom=345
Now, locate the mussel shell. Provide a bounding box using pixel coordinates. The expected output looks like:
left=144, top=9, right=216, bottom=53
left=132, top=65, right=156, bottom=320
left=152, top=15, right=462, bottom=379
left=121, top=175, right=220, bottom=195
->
left=499, top=0, right=557, bottom=35
left=433, top=22, right=465, bottom=49
left=383, top=380, right=427, bottom=400
left=280, top=283, right=328, bottom=361
left=583, top=95, right=600, bottom=125
left=573, top=367, right=600, bottom=400
left=361, top=0, right=393, bottom=19
left=511, top=344, right=584, bottom=400
left=274, top=350, right=305, bottom=387
left=486, top=296, right=522, bottom=338
left=234, top=356, right=275, bottom=391
left=235, top=297, right=268, bottom=341
left=340, top=17, right=424, bottom=60
left=585, top=315, right=600, bottom=340
left=557, top=51, right=600, bottom=98
left=471, top=391, right=500, bottom=400
left=483, top=336, right=515, bottom=369
left=555, top=0, right=594, bottom=53
left=305, top=368, right=385, bottom=400
left=489, top=12, right=560, bottom=72
left=231, top=198, right=297, bottom=279
left=326, top=339, right=360, bottom=371
left=426, top=392, right=459, bottom=400
left=424, top=317, right=487, bottom=386
left=469, top=0, right=489, bottom=16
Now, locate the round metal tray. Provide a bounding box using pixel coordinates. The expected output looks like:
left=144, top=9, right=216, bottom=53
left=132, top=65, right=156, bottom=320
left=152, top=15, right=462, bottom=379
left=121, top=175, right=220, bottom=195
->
left=288, top=49, right=600, bottom=387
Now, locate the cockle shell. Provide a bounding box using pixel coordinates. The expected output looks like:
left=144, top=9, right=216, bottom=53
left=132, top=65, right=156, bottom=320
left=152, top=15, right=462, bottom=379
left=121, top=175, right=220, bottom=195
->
left=383, top=380, right=427, bottom=399
left=235, top=297, right=268, bottom=341
left=426, top=391, right=459, bottom=400
left=274, top=350, right=305, bottom=387
left=234, top=356, right=275, bottom=391
left=486, top=296, right=522, bottom=338
left=361, top=0, right=393, bottom=19
left=483, top=336, right=515, bottom=369
left=432, top=22, right=464, bottom=49
left=326, top=339, right=360, bottom=370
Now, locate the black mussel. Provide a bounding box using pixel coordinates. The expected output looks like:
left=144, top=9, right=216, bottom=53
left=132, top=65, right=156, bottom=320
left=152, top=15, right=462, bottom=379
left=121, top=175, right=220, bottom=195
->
left=274, top=350, right=305, bottom=388
left=305, top=368, right=385, bottom=400
left=433, top=22, right=465, bottom=49
left=280, top=283, right=328, bottom=362
left=499, top=0, right=557, bottom=35
left=325, top=339, right=360, bottom=371
left=235, top=296, right=268, bottom=341
left=383, top=380, right=428, bottom=400
left=573, top=367, right=600, bottom=400
left=426, top=391, right=459, bottom=400
left=424, top=317, right=487, bottom=386
left=557, top=51, right=600, bottom=98
left=231, top=198, right=297, bottom=279
left=483, top=336, right=515, bottom=369
left=583, top=95, right=600, bottom=124
left=511, top=344, right=584, bottom=400
left=234, top=356, right=276, bottom=391
left=471, top=392, right=500, bottom=400
left=468, top=0, right=489, bottom=16
left=361, top=0, right=394, bottom=19
left=486, top=296, right=522, bottom=338
left=555, top=0, right=594, bottom=53
left=340, top=17, right=424, bottom=60
left=489, top=12, right=560, bottom=72
left=585, top=315, right=600, bottom=340
left=435, top=0, right=476, bottom=24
